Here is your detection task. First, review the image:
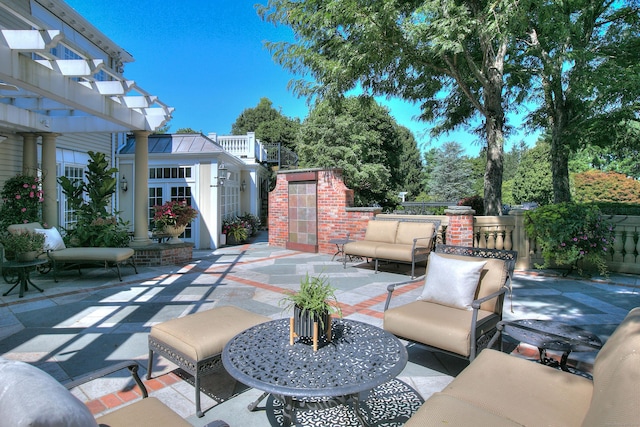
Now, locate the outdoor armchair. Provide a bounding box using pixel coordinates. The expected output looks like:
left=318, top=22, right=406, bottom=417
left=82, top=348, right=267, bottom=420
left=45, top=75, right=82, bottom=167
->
left=383, top=244, right=517, bottom=361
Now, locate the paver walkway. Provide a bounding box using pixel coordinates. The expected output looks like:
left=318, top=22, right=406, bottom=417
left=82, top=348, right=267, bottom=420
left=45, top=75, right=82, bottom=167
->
left=1, top=232, right=638, bottom=426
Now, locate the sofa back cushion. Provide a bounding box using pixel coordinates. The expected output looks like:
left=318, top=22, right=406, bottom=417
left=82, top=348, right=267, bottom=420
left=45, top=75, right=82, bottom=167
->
left=395, top=222, right=436, bottom=246
left=581, top=307, right=640, bottom=427
left=364, top=220, right=398, bottom=243
left=8, top=222, right=44, bottom=234
left=428, top=253, right=508, bottom=313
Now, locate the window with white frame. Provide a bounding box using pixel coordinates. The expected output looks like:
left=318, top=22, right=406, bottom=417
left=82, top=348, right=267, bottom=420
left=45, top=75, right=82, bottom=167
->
left=62, top=165, right=84, bottom=229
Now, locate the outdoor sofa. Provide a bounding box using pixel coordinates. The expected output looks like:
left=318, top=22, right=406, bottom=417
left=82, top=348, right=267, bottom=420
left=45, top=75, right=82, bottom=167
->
left=7, top=222, right=137, bottom=281
left=405, top=306, right=640, bottom=426
left=343, top=218, right=440, bottom=278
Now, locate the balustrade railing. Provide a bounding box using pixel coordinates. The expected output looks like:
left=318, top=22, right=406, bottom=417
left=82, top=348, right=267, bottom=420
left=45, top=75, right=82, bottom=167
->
left=378, top=211, right=640, bottom=274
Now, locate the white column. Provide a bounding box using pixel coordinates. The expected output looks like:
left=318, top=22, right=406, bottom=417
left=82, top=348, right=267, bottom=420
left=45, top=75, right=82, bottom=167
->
left=19, top=133, right=38, bottom=176
left=129, top=130, right=152, bottom=247
left=40, top=133, right=60, bottom=228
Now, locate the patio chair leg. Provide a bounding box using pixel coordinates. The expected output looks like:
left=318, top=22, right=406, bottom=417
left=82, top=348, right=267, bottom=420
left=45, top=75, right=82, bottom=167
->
left=147, top=349, right=153, bottom=380
left=195, top=371, right=203, bottom=417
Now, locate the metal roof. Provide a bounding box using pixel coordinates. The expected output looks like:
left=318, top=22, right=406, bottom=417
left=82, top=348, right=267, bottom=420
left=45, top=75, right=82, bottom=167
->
left=119, top=133, right=225, bottom=155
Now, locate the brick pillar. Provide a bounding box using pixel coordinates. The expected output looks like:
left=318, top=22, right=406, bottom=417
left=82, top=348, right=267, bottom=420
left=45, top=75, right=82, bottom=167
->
left=445, top=206, right=475, bottom=247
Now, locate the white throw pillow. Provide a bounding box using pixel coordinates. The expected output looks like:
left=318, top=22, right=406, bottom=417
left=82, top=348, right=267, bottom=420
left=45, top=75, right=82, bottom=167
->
left=35, top=227, right=66, bottom=251
left=417, top=252, right=487, bottom=310
left=0, top=357, right=98, bottom=427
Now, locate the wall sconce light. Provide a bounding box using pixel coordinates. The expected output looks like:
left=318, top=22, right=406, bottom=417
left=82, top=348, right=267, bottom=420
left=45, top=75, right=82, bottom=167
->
left=240, top=180, right=246, bottom=192
left=211, top=162, right=231, bottom=187
left=0, top=134, right=7, bottom=143
left=120, top=175, right=128, bottom=192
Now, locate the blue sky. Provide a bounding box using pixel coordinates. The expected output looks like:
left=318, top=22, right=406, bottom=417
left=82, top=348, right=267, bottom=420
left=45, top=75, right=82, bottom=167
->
left=65, top=0, right=535, bottom=156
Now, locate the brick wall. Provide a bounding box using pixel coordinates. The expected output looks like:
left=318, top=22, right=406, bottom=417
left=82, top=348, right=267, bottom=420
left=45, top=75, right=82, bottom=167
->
left=133, top=243, right=193, bottom=266
left=269, top=168, right=382, bottom=254
left=445, top=206, right=475, bottom=246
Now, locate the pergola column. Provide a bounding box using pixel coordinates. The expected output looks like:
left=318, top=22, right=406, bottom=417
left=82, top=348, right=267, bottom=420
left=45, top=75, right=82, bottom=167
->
left=130, top=130, right=152, bottom=247
left=19, top=133, right=39, bottom=176
left=40, top=133, right=60, bottom=228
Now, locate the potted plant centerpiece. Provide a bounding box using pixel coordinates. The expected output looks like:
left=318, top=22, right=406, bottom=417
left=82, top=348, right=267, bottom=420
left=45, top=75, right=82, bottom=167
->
left=0, top=230, right=45, bottom=262
left=152, top=200, right=198, bottom=244
left=280, top=273, right=342, bottom=351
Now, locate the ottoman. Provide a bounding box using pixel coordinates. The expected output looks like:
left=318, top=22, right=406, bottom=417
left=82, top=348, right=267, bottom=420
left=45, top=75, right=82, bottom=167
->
left=147, top=306, right=270, bottom=417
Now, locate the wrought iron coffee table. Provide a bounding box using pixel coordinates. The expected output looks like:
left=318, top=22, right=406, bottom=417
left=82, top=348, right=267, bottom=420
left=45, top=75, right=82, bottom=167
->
left=2, top=258, right=47, bottom=298
left=222, top=318, right=408, bottom=426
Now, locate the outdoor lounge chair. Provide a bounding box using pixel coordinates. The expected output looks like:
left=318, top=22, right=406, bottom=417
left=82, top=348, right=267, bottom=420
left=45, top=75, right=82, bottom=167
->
left=383, top=244, right=517, bottom=361
left=0, top=357, right=228, bottom=427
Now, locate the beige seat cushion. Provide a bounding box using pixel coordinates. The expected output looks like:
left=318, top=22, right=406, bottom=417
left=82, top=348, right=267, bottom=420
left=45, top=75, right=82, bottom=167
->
left=405, top=392, right=523, bottom=427
left=581, top=307, right=640, bottom=427
left=383, top=301, right=496, bottom=357
left=48, top=247, right=134, bottom=262
left=441, top=349, right=593, bottom=427
left=150, top=306, right=270, bottom=361
left=95, top=396, right=190, bottom=427
left=343, top=240, right=379, bottom=258
left=374, top=243, right=415, bottom=262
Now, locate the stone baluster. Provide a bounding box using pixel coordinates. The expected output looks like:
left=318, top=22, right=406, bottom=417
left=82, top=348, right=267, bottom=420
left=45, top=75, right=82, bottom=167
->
left=623, top=226, right=636, bottom=263
left=612, top=228, right=625, bottom=263
left=495, top=228, right=504, bottom=250
left=504, top=227, right=513, bottom=251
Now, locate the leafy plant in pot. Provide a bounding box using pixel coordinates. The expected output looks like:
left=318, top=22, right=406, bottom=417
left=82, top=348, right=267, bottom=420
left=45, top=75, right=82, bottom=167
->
left=279, top=273, right=342, bottom=350
left=0, top=230, right=45, bottom=261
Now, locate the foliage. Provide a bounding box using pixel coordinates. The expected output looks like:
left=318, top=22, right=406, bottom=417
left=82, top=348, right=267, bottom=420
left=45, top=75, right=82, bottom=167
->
left=428, top=141, right=475, bottom=202
left=511, top=140, right=553, bottom=206
left=58, top=151, right=130, bottom=247
left=239, top=212, right=261, bottom=236
left=279, top=273, right=342, bottom=328
left=397, top=126, right=426, bottom=201
left=0, top=230, right=45, bottom=255
left=594, top=202, right=640, bottom=217
left=572, top=170, right=640, bottom=204
left=231, top=97, right=301, bottom=149
left=570, top=145, right=640, bottom=180
left=175, top=128, right=200, bottom=134
left=524, top=203, right=614, bottom=276
left=152, top=200, right=198, bottom=229
left=458, top=196, right=485, bottom=216
left=221, top=216, right=251, bottom=243
left=257, top=0, right=519, bottom=215
left=512, top=0, right=640, bottom=203
left=0, top=174, right=44, bottom=230
left=297, top=97, right=414, bottom=209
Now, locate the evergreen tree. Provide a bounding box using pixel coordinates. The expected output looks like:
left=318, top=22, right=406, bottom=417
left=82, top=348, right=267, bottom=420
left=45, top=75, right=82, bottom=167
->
left=428, top=142, right=474, bottom=202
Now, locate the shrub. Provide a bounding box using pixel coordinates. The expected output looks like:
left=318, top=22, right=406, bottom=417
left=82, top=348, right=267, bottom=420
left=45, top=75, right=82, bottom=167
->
left=524, top=203, right=614, bottom=276
left=0, top=174, right=44, bottom=230
left=458, top=195, right=484, bottom=216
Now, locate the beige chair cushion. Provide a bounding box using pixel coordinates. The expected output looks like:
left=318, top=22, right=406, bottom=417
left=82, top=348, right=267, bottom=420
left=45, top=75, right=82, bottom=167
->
left=95, top=396, right=190, bottom=427
left=150, top=306, right=270, bottom=361
left=405, top=392, right=523, bottom=427
left=418, top=252, right=487, bottom=310
left=395, top=222, right=435, bottom=246
left=47, top=247, right=134, bottom=262
left=441, top=349, right=593, bottom=427
left=581, top=307, right=640, bottom=427
left=374, top=243, right=415, bottom=262
left=383, top=301, right=495, bottom=357
left=8, top=222, right=43, bottom=234
left=363, top=220, right=398, bottom=243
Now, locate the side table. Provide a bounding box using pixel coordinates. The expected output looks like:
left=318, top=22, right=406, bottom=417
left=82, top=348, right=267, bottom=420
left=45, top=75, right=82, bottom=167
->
left=493, top=319, right=602, bottom=374
left=329, top=234, right=352, bottom=263
left=2, top=258, right=47, bottom=298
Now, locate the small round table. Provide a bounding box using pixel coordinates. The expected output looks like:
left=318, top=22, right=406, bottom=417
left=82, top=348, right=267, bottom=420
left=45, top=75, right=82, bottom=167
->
left=329, top=236, right=353, bottom=263
left=2, top=258, right=47, bottom=298
left=222, top=318, right=407, bottom=426
left=497, top=319, right=602, bottom=373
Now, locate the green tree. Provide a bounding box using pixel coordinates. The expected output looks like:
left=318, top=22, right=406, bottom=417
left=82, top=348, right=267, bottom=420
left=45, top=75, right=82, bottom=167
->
left=176, top=127, right=200, bottom=134
left=257, top=0, right=521, bottom=215
left=570, top=144, right=640, bottom=179
left=231, top=97, right=300, bottom=148
left=428, top=141, right=474, bottom=202
left=513, top=0, right=640, bottom=203
left=397, top=126, right=425, bottom=201
left=297, top=97, right=416, bottom=208
left=512, top=140, right=553, bottom=206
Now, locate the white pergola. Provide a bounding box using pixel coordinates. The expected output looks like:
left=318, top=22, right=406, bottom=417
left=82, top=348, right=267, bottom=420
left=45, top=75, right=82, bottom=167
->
left=0, top=0, right=173, bottom=246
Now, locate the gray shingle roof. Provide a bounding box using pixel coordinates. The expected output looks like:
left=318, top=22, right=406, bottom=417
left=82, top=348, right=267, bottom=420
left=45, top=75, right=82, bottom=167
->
left=119, top=133, right=224, bottom=155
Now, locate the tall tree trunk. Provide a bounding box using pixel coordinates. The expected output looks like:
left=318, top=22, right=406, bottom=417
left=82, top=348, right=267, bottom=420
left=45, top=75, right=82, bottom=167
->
left=482, top=44, right=506, bottom=216
left=551, top=111, right=572, bottom=203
